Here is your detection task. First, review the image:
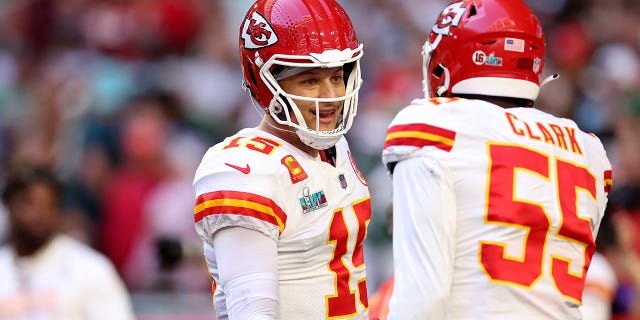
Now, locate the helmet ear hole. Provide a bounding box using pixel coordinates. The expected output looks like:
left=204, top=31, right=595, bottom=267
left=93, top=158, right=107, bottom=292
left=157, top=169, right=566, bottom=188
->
left=343, top=62, right=355, bottom=86
left=432, top=64, right=445, bottom=78
left=468, top=4, right=477, bottom=17
left=272, top=95, right=292, bottom=122
left=247, top=62, right=258, bottom=86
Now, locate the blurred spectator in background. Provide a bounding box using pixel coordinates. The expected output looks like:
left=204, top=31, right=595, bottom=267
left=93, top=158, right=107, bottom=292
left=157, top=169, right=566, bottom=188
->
left=0, top=203, right=6, bottom=244
left=0, top=165, right=134, bottom=319
left=580, top=210, right=618, bottom=320
left=604, top=186, right=640, bottom=319
left=611, top=93, right=640, bottom=188
left=96, top=93, right=174, bottom=288
left=96, top=91, right=209, bottom=292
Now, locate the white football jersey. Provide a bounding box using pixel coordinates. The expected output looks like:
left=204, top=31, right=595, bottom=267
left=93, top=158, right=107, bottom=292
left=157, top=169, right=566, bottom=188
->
left=0, top=235, right=134, bottom=320
left=194, top=127, right=371, bottom=320
left=580, top=252, right=617, bottom=320
left=382, top=98, right=612, bottom=320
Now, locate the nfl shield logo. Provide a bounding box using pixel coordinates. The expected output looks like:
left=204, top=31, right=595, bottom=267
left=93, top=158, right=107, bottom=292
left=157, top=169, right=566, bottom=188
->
left=338, top=174, right=347, bottom=189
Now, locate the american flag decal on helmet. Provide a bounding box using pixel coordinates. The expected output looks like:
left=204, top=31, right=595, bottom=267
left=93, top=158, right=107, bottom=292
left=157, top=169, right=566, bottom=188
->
left=504, top=38, right=525, bottom=52
left=384, top=123, right=456, bottom=152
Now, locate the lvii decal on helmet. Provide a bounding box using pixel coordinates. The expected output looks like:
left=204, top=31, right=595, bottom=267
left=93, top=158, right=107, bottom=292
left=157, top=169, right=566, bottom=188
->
left=241, top=11, right=279, bottom=49
left=472, top=51, right=503, bottom=66
left=432, top=2, right=468, bottom=37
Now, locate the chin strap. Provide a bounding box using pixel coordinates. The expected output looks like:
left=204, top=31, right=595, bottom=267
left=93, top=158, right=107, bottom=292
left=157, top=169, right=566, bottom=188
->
left=436, top=65, right=451, bottom=97
left=540, top=73, right=560, bottom=87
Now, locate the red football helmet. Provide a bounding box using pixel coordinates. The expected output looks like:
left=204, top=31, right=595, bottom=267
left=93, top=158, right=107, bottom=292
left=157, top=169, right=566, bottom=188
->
left=423, top=0, right=548, bottom=101
left=239, top=0, right=363, bottom=149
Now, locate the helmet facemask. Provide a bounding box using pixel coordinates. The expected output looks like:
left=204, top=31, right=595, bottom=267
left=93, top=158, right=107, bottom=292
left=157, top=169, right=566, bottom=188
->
left=258, top=45, right=363, bottom=150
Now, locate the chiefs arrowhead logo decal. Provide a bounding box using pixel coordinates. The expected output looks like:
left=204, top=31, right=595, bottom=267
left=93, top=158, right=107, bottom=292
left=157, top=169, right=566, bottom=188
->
left=432, top=1, right=467, bottom=37
left=241, top=12, right=279, bottom=49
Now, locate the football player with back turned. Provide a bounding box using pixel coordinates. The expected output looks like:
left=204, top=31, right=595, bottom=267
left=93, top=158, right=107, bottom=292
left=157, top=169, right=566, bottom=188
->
left=382, top=0, right=613, bottom=319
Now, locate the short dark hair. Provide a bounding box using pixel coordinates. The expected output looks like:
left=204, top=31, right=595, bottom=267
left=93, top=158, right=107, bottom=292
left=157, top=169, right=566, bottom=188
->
left=1, top=166, right=63, bottom=204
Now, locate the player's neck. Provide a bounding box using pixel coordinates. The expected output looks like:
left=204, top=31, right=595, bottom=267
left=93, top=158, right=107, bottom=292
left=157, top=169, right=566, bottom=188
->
left=257, top=116, right=319, bottom=158
left=456, top=94, right=533, bottom=108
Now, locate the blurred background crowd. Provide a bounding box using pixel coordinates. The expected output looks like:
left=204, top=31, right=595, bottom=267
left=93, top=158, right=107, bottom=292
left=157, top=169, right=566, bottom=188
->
left=0, top=0, right=638, bottom=318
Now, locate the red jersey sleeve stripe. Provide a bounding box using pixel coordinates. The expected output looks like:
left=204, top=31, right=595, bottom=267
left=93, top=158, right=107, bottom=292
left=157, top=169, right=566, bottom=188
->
left=384, top=123, right=456, bottom=152
left=194, top=191, right=287, bottom=233
left=604, top=170, right=613, bottom=193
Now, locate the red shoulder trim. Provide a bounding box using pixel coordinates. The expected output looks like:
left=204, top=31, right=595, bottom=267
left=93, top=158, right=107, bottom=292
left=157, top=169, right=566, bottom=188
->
left=604, top=170, right=612, bottom=193
left=384, top=123, right=456, bottom=152
left=194, top=190, right=287, bottom=233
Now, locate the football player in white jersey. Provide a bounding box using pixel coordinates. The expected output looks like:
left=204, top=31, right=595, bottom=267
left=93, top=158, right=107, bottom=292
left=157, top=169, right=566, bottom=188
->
left=192, top=0, right=371, bottom=319
left=381, top=0, right=613, bottom=319
left=0, top=166, right=135, bottom=320
left=580, top=251, right=617, bottom=320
